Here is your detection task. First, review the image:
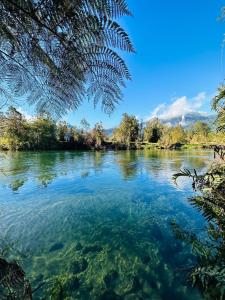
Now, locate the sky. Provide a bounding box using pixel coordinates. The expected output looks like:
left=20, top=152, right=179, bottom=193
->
left=23, top=0, right=225, bottom=128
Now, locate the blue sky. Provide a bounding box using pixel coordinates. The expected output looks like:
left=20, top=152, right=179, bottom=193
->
left=23, top=0, right=225, bottom=128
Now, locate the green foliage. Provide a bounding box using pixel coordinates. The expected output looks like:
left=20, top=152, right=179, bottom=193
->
left=193, top=121, right=211, bottom=136
left=28, top=116, right=57, bottom=150
left=188, top=121, right=211, bottom=144
left=172, top=160, right=225, bottom=299
left=0, top=0, right=133, bottom=116
left=0, top=257, right=32, bottom=299
left=160, top=124, right=187, bottom=147
left=0, top=106, right=28, bottom=150
left=80, top=119, right=91, bottom=133
left=113, top=113, right=139, bottom=148
left=91, top=122, right=106, bottom=148
left=144, top=118, right=164, bottom=143
left=0, top=136, right=22, bottom=151
left=57, top=121, right=69, bottom=142
left=0, top=107, right=224, bottom=151
left=213, top=86, right=225, bottom=131
left=0, top=107, right=109, bottom=151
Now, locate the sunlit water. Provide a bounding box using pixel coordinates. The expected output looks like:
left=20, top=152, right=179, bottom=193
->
left=0, top=150, right=213, bottom=299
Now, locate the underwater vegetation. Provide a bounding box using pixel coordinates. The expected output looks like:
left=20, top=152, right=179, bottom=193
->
left=0, top=258, right=32, bottom=299
left=0, top=150, right=212, bottom=299
left=15, top=195, right=203, bottom=300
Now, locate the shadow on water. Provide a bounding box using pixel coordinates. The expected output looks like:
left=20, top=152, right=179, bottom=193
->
left=0, top=150, right=214, bottom=299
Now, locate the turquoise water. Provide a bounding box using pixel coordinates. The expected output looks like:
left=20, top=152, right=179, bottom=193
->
left=0, top=150, right=212, bottom=299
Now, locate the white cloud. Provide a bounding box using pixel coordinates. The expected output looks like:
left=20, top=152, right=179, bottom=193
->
left=147, top=92, right=208, bottom=121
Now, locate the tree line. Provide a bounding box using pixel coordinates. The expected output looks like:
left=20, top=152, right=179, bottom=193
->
left=0, top=107, right=224, bottom=151
left=171, top=89, right=225, bottom=299
left=0, top=107, right=106, bottom=151
left=112, top=113, right=224, bottom=149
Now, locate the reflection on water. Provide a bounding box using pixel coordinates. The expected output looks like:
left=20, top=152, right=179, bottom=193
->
left=0, top=150, right=213, bottom=299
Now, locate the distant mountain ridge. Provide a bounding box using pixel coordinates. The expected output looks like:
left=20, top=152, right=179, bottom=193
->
left=104, top=112, right=216, bottom=136
left=104, top=128, right=114, bottom=136
left=160, top=112, right=216, bottom=127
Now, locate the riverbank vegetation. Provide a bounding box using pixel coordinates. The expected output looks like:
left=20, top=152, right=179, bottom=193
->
left=0, top=107, right=106, bottom=151
left=0, top=107, right=224, bottom=151
left=171, top=89, right=225, bottom=299
left=172, top=148, right=225, bottom=299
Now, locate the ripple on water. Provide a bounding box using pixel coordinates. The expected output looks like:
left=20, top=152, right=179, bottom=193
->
left=0, top=150, right=212, bottom=299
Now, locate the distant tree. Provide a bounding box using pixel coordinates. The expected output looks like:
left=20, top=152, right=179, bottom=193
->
left=193, top=121, right=211, bottom=136
left=91, top=122, right=105, bottom=148
left=144, top=118, right=164, bottom=143
left=57, top=121, right=69, bottom=142
left=189, top=121, right=211, bottom=143
left=160, top=124, right=186, bottom=147
left=28, top=115, right=57, bottom=150
left=0, top=0, right=133, bottom=116
left=113, top=113, right=139, bottom=148
left=6, top=107, right=26, bottom=138
left=0, top=106, right=27, bottom=150
left=69, top=126, right=80, bottom=143
left=172, top=125, right=186, bottom=143
left=138, top=118, right=145, bottom=142
left=213, top=86, right=225, bottom=131
left=80, top=118, right=91, bottom=133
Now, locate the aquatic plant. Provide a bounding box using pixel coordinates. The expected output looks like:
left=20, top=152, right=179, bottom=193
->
left=0, top=257, right=32, bottom=299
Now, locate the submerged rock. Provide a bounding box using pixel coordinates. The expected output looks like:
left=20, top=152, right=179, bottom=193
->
left=49, top=242, right=64, bottom=252
left=70, top=258, right=88, bottom=274
left=82, top=245, right=103, bottom=254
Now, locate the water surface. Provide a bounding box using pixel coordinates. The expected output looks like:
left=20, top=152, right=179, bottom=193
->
left=0, top=150, right=212, bottom=299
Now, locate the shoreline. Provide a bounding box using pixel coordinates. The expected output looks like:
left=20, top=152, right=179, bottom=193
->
left=0, top=143, right=223, bottom=153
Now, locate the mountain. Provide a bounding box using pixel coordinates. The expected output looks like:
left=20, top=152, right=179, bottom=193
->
left=104, top=128, right=114, bottom=136
left=104, top=112, right=216, bottom=136
left=159, top=112, right=216, bottom=128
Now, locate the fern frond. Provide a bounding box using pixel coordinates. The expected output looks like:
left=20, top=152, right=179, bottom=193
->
left=0, top=0, right=133, bottom=115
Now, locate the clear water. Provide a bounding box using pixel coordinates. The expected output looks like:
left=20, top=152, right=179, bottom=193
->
left=0, top=150, right=212, bottom=299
